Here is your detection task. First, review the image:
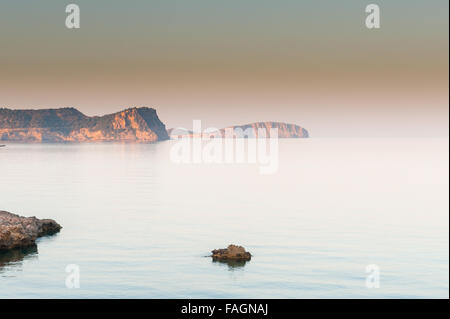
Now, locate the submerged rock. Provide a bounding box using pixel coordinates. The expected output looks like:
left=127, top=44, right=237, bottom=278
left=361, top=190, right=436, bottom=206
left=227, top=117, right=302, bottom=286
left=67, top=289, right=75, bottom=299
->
left=211, top=244, right=252, bottom=261
left=212, top=258, right=249, bottom=269
left=0, top=246, right=38, bottom=270
left=0, top=211, right=62, bottom=251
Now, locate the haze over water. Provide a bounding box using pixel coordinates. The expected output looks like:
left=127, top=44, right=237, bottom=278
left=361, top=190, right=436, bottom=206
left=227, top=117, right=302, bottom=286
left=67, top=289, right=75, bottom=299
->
left=0, top=138, right=448, bottom=298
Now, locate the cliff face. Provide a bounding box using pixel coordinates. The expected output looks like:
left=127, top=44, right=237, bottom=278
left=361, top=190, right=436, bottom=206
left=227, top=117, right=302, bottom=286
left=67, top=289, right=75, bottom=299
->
left=0, top=107, right=169, bottom=142
left=168, top=122, right=309, bottom=138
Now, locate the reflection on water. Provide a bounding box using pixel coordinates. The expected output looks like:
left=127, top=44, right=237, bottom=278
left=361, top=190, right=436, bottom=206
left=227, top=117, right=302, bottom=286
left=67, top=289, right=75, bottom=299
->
left=0, top=246, right=38, bottom=272
left=212, top=258, right=250, bottom=270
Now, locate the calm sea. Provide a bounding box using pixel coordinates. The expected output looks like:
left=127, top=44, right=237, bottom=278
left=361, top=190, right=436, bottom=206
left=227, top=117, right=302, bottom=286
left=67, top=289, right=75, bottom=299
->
left=0, top=138, right=448, bottom=298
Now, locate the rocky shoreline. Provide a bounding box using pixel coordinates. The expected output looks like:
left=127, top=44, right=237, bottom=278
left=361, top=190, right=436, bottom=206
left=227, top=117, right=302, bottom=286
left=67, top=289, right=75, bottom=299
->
left=0, top=211, right=62, bottom=251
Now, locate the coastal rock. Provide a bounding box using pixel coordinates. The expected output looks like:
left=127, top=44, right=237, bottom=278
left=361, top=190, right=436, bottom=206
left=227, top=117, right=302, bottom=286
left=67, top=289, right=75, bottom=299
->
left=211, top=244, right=252, bottom=261
left=168, top=122, right=309, bottom=139
left=0, top=107, right=169, bottom=143
left=0, top=211, right=62, bottom=250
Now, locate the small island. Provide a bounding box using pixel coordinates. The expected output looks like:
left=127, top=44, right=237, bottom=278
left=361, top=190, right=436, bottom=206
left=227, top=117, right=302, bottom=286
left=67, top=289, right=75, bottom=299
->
left=168, top=122, right=309, bottom=139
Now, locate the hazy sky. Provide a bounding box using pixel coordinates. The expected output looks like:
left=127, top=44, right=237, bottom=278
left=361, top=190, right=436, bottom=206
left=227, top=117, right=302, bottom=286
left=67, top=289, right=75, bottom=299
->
left=0, top=0, right=448, bottom=137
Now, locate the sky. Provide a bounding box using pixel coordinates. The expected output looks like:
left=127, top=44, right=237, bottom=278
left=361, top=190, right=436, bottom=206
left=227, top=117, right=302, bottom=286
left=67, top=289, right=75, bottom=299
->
left=0, top=0, right=448, bottom=137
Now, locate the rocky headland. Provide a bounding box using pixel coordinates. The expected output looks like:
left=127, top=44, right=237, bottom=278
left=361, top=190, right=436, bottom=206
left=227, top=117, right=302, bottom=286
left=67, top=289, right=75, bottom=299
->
left=0, top=107, right=169, bottom=143
left=0, top=211, right=62, bottom=250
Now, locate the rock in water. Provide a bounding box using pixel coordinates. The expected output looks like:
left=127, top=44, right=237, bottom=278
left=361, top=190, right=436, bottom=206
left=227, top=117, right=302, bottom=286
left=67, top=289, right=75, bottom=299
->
left=0, top=211, right=62, bottom=250
left=211, top=244, right=252, bottom=261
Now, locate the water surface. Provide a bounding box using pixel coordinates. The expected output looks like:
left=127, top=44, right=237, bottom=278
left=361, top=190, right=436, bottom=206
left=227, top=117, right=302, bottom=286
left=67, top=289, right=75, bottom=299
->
left=0, top=138, right=448, bottom=298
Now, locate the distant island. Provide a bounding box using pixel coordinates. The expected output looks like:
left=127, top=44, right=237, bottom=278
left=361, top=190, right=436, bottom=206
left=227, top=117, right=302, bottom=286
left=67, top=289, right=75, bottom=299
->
left=0, top=107, right=309, bottom=142
left=0, top=107, right=169, bottom=142
left=168, top=122, right=309, bottom=138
